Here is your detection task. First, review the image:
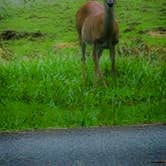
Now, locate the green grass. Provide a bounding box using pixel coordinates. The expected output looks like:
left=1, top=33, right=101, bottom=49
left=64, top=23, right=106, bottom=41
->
left=0, top=0, right=165, bottom=131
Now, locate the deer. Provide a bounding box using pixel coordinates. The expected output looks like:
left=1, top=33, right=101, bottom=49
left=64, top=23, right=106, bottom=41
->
left=76, top=0, right=119, bottom=87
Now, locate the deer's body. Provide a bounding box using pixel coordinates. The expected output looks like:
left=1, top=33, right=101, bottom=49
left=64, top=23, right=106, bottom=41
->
left=76, top=0, right=119, bottom=86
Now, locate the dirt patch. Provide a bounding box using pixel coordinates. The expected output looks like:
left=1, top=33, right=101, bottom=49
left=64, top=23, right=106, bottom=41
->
left=0, top=15, right=4, bottom=20
left=123, top=27, right=134, bottom=33
left=0, top=30, right=43, bottom=40
left=117, top=38, right=166, bottom=61
left=27, top=15, right=49, bottom=19
left=53, top=42, right=78, bottom=50
left=148, top=27, right=166, bottom=37
left=138, top=30, right=148, bottom=34
left=160, top=8, right=166, bottom=15
left=124, top=22, right=141, bottom=33
left=0, top=47, right=12, bottom=60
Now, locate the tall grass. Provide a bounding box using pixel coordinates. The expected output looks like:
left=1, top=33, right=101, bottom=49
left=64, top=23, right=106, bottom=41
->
left=0, top=50, right=165, bottom=130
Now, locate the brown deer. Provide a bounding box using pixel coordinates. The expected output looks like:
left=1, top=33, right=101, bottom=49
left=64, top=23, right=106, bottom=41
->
left=76, top=0, right=119, bottom=86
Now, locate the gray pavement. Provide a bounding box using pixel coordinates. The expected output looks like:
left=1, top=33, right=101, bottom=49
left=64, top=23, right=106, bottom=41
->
left=0, top=124, right=166, bottom=166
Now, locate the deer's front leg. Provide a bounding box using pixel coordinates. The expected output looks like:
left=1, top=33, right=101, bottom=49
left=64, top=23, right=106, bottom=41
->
left=110, top=45, right=116, bottom=77
left=93, top=45, right=107, bottom=87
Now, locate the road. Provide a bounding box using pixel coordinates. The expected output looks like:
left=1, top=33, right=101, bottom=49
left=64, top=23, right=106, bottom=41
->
left=0, top=124, right=166, bottom=166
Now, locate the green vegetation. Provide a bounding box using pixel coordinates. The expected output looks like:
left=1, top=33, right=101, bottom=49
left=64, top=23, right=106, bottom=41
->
left=0, top=0, right=165, bottom=131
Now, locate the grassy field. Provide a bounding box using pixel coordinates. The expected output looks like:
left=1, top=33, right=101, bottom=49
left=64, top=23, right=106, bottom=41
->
left=0, top=0, right=165, bottom=131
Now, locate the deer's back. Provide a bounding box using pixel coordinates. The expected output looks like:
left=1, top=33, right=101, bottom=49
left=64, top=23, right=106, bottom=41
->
left=76, top=1, right=104, bottom=35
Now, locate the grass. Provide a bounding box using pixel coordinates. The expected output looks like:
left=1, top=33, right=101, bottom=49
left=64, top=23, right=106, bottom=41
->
left=0, top=0, right=166, bottom=131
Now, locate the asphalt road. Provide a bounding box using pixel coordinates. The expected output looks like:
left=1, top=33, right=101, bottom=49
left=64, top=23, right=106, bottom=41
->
left=0, top=124, right=166, bottom=166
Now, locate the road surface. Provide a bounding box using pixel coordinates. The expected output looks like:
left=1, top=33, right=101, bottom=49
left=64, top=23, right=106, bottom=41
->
left=0, top=124, right=166, bottom=166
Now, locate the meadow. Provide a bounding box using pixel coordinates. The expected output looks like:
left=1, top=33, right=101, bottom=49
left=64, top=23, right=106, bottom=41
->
left=0, top=0, right=165, bottom=130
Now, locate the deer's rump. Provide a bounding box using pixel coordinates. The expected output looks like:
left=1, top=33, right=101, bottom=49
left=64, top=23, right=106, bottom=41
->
left=76, top=1, right=104, bottom=36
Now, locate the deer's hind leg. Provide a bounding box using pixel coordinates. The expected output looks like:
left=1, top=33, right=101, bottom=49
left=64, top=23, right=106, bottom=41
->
left=81, top=41, right=86, bottom=84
